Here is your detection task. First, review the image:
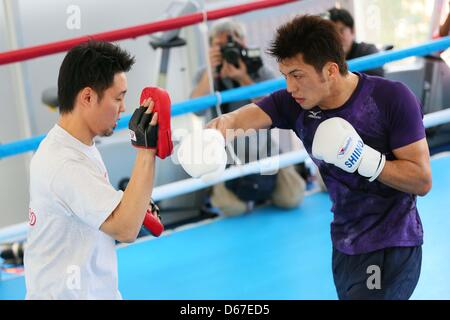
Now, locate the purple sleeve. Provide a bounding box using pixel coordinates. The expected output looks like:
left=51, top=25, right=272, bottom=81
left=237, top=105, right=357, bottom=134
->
left=387, top=82, right=426, bottom=149
left=255, top=90, right=292, bottom=129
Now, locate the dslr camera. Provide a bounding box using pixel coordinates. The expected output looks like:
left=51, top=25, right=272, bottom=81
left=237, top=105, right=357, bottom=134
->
left=219, top=35, right=263, bottom=76
left=1, top=242, right=25, bottom=266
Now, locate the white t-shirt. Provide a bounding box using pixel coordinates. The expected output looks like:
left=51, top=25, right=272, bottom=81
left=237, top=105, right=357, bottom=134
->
left=24, top=124, right=124, bottom=300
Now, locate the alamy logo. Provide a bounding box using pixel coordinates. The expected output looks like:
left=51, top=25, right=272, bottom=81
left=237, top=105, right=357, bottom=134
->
left=66, top=265, right=81, bottom=291
left=66, top=5, right=81, bottom=30
left=366, top=265, right=381, bottom=290
left=308, top=111, right=322, bottom=119
left=172, top=128, right=281, bottom=174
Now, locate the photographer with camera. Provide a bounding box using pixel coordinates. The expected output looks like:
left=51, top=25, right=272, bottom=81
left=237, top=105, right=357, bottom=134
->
left=190, top=18, right=305, bottom=217
left=191, top=19, right=271, bottom=99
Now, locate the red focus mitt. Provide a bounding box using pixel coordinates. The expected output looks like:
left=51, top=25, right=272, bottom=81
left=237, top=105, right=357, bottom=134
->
left=139, top=87, right=173, bottom=159
left=143, top=199, right=164, bottom=237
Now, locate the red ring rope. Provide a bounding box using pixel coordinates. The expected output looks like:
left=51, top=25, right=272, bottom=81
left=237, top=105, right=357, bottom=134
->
left=0, top=0, right=298, bottom=66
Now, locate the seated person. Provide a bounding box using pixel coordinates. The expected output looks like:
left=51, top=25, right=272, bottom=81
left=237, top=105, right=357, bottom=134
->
left=328, top=7, right=385, bottom=77
left=190, top=18, right=305, bottom=216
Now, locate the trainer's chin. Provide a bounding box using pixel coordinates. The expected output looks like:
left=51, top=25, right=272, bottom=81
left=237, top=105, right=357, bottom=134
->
left=101, top=128, right=114, bottom=137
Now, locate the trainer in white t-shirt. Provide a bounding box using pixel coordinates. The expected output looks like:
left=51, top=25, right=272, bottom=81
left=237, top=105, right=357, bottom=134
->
left=24, top=124, right=124, bottom=299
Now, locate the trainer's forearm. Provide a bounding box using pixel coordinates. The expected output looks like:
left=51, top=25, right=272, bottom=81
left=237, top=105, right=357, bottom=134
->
left=115, top=150, right=155, bottom=238
left=377, top=160, right=432, bottom=196
left=439, top=14, right=450, bottom=37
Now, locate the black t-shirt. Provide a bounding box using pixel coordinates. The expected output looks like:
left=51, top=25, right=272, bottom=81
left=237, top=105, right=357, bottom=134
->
left=347, top=41, right=385, bottom=77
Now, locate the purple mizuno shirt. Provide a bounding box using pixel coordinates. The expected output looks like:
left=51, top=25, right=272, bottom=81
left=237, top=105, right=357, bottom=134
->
left=256, top=72, right=425, bottom=255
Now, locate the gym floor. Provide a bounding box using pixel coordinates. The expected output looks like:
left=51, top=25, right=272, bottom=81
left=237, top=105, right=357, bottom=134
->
left=1, top=154, right=449, bottom=300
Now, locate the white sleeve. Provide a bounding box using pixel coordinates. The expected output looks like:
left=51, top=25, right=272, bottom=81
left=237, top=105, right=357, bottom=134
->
left=51, top=159, right=124, bottom=230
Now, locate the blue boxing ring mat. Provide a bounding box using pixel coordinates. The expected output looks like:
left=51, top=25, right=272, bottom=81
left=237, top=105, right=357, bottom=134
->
left=1, top=153, right=449, bottom=300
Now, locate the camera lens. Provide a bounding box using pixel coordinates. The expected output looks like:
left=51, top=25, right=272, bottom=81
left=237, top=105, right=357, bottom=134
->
left=222, top=48, right=240, bottom=67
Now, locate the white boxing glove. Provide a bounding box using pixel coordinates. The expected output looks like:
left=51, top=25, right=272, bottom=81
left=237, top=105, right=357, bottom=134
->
left=177, top=129, right=227, bottom=181
left=312, top=117, right=385, bottom=182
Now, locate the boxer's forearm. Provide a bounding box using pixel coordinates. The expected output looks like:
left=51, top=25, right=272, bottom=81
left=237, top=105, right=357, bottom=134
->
left=376, top=138, right=432, bottom=196
left=377, top=160, right=432, bottom=196
left=233, top=103, right=272, bottom=131
left=208, top=103, right=272, bottom=140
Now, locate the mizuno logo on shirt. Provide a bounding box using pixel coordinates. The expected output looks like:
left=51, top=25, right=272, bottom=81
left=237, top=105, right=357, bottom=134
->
left=308, top=111, right=322, bottom=119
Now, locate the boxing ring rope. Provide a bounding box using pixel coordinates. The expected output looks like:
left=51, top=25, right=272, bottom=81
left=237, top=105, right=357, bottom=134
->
left=1, top=36, right=450, bottom=159
left=0, top=0, right=298, bottom=66
left=1, top=4, right=450, bottom=242
left=1, top=49, right=450, bottom=242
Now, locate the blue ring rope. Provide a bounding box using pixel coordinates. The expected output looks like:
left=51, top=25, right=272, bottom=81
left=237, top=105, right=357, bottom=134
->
left=1, top=36, right=449, bottom=159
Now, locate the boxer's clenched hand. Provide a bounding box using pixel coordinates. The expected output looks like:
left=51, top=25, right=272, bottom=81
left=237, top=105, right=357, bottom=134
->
left=206, top=113, right=236, bottom=142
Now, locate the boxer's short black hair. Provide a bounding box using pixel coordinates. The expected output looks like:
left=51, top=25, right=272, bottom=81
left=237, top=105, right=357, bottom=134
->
left=268, top=15, right=348, bottom=75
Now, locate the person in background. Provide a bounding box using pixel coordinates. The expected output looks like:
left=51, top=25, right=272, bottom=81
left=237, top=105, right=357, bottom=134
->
left=190, top=18, right=305, bottom=216
left=328, top=7, right=385, bottom=77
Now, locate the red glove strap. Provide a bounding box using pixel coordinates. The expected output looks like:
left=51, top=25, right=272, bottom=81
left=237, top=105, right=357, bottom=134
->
left=143, top=209, right=164, bottom=237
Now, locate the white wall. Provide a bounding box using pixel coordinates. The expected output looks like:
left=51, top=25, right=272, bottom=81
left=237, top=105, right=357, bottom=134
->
left=0, top=2, right=32, bottom=228
left=16, top=0, right=190, bottom=134
left=0, top=0, right=334, bottom=229
left=0, top=0, right=195, bottom=228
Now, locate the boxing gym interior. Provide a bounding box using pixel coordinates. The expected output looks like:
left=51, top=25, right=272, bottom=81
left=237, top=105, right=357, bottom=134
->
left=0, top=0, right=450, bottom=301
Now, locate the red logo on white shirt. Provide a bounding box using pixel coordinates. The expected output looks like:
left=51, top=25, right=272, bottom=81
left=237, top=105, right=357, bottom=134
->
left=29, top=208, right=36, bottom=226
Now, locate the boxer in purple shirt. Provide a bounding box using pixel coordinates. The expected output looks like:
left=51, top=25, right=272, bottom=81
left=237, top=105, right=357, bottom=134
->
left=207, top=15, right=432, bottom=300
